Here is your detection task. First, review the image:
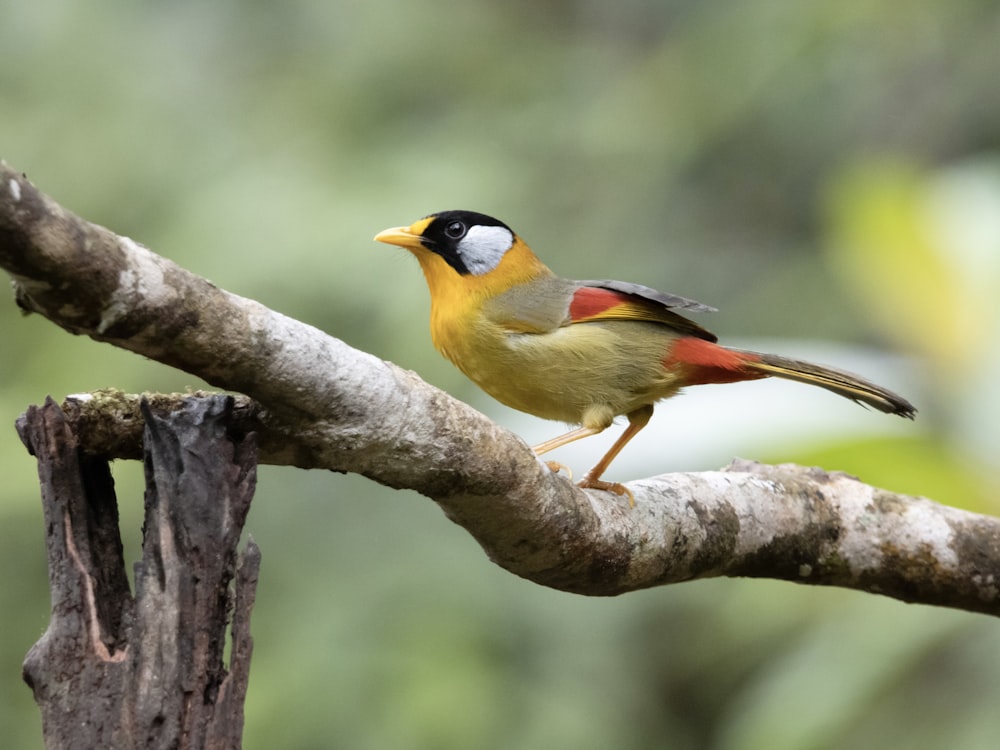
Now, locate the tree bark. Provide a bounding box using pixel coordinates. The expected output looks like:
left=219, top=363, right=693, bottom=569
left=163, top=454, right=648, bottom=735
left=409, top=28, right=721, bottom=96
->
left=17, top=395, right=259, bottom=749
left=2, top=162, right=999, bottom=616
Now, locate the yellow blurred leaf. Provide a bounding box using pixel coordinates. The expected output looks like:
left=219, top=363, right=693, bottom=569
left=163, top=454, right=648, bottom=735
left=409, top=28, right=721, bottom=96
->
left=824, top=160, right=976, bottom=375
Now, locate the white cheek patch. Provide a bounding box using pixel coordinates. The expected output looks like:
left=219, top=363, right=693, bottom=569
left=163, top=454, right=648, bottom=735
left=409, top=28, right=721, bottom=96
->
left=457, top=225, right=514, bottom=275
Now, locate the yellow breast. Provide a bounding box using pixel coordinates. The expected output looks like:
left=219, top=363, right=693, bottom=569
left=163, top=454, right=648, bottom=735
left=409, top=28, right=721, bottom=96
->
left=411, top=238, right=552, bottom=358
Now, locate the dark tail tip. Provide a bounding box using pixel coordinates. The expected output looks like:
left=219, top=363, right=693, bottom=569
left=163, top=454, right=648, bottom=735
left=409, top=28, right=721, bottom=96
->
left=882, top=394, right=917, bottom=420
left=747, top=352, right=917, bottom=419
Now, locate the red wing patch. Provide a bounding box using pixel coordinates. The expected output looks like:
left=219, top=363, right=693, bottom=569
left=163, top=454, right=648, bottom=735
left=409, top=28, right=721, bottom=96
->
left=664, top=338, right=766, bottom=385
left=568, top=287, right=633, bottom=321
left=567, top=286, right=718, bottom=341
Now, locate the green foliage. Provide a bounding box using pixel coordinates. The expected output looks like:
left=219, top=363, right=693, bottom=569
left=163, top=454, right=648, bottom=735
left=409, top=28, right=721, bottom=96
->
left=2, top=1, right=999, bottom=748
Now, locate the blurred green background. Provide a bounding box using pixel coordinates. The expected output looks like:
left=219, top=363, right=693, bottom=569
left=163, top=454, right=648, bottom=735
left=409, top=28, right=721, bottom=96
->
left=3, top=1, right=999, bottom=748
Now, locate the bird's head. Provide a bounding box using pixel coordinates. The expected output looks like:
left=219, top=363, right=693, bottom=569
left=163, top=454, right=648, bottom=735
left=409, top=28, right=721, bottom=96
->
left=375, top=210, right=552, bottom=301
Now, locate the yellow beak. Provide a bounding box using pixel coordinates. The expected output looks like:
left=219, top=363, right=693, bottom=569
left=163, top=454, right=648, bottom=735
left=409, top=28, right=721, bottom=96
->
left=374, top=225, right=422, bottom=250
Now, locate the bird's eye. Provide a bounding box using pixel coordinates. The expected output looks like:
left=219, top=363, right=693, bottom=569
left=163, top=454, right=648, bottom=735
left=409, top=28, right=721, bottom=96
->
left=445, top=221, right=467, bottom=240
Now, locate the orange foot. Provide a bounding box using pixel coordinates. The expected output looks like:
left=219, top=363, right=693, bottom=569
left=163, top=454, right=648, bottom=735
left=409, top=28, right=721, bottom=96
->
left=543, top=460, right=573, bottom=481
left=577, top=476, right=635, bottom=508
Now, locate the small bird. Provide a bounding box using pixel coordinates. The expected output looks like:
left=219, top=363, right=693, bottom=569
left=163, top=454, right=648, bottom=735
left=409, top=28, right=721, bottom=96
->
left=375, top=210, right=916, bottom=503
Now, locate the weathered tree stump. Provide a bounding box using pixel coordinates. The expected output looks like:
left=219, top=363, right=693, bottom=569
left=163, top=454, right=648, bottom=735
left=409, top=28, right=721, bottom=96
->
left=17, top=395, right=260, bottom=750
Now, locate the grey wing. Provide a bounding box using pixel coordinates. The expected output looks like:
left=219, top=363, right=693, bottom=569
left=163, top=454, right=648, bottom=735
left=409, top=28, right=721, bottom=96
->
left=580, top=279, right=717, bottom=313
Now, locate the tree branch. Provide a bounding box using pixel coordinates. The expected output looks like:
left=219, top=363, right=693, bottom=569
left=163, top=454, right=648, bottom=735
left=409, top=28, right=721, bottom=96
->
left=3, top=162, right=998, bottom=615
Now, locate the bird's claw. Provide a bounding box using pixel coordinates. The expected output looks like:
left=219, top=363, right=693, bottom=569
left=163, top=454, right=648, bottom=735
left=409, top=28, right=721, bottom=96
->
left=543, top=461, right=635, bottom=508
left=544, top=460, right=573, bottom=480
left=577, top=476, right=636, bottom=508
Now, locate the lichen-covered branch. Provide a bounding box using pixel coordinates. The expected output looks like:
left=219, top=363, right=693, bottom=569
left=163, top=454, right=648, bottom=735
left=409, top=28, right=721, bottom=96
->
left=3, top=162, right=999, bottom=615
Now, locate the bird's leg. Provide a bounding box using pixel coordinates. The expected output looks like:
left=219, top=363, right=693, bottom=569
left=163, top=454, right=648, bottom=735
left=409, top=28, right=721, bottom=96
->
left=532, top=425, right=605, bottom=478
left=532, top=425, right=606, bottom=455
left=577, top=404, right=654, bottom=507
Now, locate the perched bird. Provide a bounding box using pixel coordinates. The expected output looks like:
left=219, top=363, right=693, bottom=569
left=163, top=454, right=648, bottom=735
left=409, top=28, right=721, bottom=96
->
left=375, top=210, right=916, bottom=503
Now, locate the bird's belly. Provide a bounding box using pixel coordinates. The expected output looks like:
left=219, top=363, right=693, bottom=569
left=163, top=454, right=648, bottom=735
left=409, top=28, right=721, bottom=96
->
left=444, top=322, right=684, bottom=426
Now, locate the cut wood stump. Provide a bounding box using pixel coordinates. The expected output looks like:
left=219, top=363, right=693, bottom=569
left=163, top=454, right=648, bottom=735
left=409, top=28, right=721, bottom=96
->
left=17, top=395, right=260, bottom=750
